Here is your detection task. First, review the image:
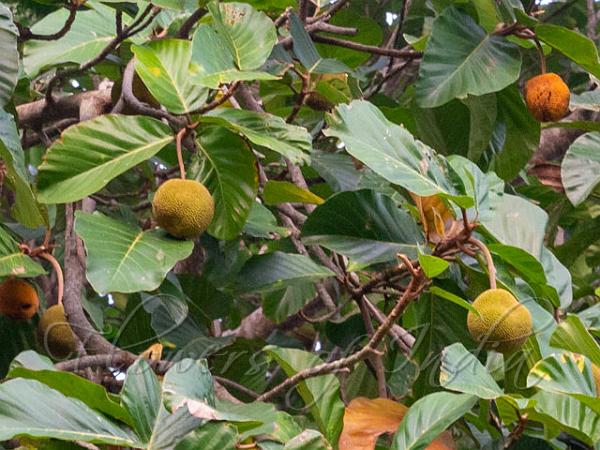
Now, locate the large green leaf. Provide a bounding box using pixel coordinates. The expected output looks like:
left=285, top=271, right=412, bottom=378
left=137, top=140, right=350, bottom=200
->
left=8, top=351, right=133, bottom=426
left=121, top=359, right=203, bottom=450
left=527, top=353, right=600, bottom=414
left=324, top=101, right=472, bottom=207
left=263, top=283, right=316, bottom=323
left=0, top=5, right=18, bottom=106
left=284, top=430, right=331, bottom=449
left=235, top=252, right=334, bottom=294
left=202, top=108, right=312, bottom=164
left=0, top=227, right=45, bottom=278
left=75, top=211, right=193, bottom=294
left=162, top=359, right=215, bottom=409
left=415, top=7, right=521, bottom=108
left=550, top=315, right=600, bottom=367
left=38, top=115, right=173, bottom=204
left=207, top=2, right=276, bottom=71
left=0, top=378, right=140, bottom=446
left=530, top=391, right=600, bottom=444
left=561, top=132, right=600, bottom=206
left=392, top=392, right=477, bottom=449
left=264, top=346, right=344, bottom=443
left=193, top=126, right=259, bottom=240
left=302, top=190, right=424, bottom=270
left=133, top=39, right=208, bottom=114
left=175, top=422, right=238, bottom=450
left=535, top=24, right=600, bottom=79
left=440, top=343, right=503, bottom=399
left=190, top=24, right=278, bottom=88
left=24, top=2, right=119, bottom=76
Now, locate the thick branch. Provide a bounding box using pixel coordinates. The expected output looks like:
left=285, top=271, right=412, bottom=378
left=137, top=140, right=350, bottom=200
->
left=18, top=3, right=78, bottom=42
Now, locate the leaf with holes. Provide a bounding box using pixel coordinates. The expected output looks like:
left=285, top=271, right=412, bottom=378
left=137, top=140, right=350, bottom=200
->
left=75, top=211, right=193, bottom=294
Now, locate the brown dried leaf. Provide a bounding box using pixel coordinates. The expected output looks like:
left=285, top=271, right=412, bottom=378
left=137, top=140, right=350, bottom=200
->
left=339, top=397, right=456, bottom=450
left=411, top=194, right=455, bottom=242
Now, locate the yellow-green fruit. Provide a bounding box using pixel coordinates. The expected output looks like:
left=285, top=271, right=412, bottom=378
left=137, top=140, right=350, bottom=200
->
left=0, top=278, right=39, bottom=321
left=524, top=73, right=570, bottom=122
left=152, top=179, right=215, bottom=239
left=37, top=305, right=77, bottom=360
left=467, top=289, right=532, bottom=354
left=592, top=364, right=600, bottom=396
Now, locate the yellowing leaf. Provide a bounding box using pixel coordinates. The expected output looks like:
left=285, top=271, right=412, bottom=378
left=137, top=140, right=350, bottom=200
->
left=339, top=397, right=456, bottom=450
left=140, top=343, right=163, bottom=362
left=411, top=194, right=455, bottom=242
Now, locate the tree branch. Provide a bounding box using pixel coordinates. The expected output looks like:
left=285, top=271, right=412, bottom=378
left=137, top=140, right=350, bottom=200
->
left=312, top=35, right=422, bottom=58
left=17, top=2, right=78, bottom=42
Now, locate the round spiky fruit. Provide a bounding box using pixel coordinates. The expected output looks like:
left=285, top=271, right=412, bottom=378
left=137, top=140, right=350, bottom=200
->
left=524, top=73, right=570, bottom=122
left=304, top=92, right=334, bottom=112
left=152, top=179, right=215, bottom=239
left=467, top=289, right=533, bottom=354
left=0, top=278, right=39, bottom=321
left=37, top=305, right=77, bottom=360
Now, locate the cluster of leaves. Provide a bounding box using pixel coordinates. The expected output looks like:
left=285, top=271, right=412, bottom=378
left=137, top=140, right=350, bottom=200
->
left=0, top=0, right=598, bottom=449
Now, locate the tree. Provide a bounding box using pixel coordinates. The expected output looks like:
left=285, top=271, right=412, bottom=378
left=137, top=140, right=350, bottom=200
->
left=0, top=0, right=598, bottom=448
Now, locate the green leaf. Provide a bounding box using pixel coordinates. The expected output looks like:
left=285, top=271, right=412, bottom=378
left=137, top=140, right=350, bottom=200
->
left=530, top=391, right=600, bottom=444
left=535, top=24, right=600, bottom=79
left=0, top=110, right=47, bottom=227
left=8, top=351, right=133, bottom=426
left=263, top=283, right=316, bottom=323
left=0, top=378, right=140, bottom=446
left=289, top=12, right=351, bottom=74
left=243, top=202, right=290, bottom=238
left=235, top=252, right=334, bottom=294
left=175, top=422, right=238, bottom=450
left=428, top=286, right=477, bottom=314
left=486, top=85, right=540, bottom=181
left=302, top=190, right=424, bottom=270
left=191, top=24, right=278, bottom=88
left=121, top=359, right=162, bottom=442
left=194, top=126, right=259, bottom=240
left=415, top=7, right=521, bottom=108
left=24, top=2, right=119, bottom=76
left=122, top=359, right=203, bottom=449
left=464, top=94, right=497, bottom=163
left=324, top=101, right=472, bottom=207
left=37, top=115, right=173, bottom=204
left=0, top=5, right=18, bottom=106
left=392, top=392, right=477, bottom=449
left=162, top=359, right=215, bottom=409
left=264, top=346, right=344, bottom=443
left=543, top=120, right=600, bottom=132
left=561, top=132, right=600, bottom=206
left=440, top=343, right=503, bottom=399
left=264, top=181, right=324, bottom=205
left=418, top=254, right=449, bottom=278
left=550, top=315, right=600, bottom=367
left=0, top=227, right=45, bottom=278
left=75, top=211, right=194, bottom=294
left=133, top=39, right=208, bottom=114
left=202, top=108, right=312, bottom=164
left=207, top=2, right=276, bottom=71
left=527, top=353, right=600, bottom=413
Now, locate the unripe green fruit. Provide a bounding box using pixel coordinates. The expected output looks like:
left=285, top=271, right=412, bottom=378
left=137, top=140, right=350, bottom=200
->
left=467, top=289, right=532, bottom=354
left=37, top=305, right=77, bottom=360
left=152, top=179, right=215, bottom=239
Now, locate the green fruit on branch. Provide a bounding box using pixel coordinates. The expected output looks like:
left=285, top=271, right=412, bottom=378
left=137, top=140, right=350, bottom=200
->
left=37, top=305, right=77, bottom=360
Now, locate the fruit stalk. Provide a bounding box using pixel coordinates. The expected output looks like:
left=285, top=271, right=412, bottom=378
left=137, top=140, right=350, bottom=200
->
left=38, top=252, right=64, bottom=306
left=469, top=237, right=497, bottom=289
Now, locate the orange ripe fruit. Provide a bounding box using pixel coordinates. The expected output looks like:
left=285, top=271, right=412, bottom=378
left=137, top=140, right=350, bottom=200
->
left=524, top=73, right=570, bottom=122
left=0, top=278, right=40, bottom=321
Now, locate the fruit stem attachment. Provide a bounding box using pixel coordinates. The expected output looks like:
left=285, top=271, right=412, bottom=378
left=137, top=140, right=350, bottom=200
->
left=468, top=237, right=497, bottom=289
left=533, top=36, right=546, bottom=74
left=38, top=252, right=64, bottom=306
left=175, top=128, right=187, bottom=180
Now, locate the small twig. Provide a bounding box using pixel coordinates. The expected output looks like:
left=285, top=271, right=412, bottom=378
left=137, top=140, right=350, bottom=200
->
left=533, top=36, right=546, bottom=74
left=312, top=35, right=422, bottom=58
left=193, top=82, right=240, bottom=114
left=468, top=237, right=497, bottom=289
left=213, top=376, right=259, bottom=399
left=257, top=276, right=422, bottom=402
left=287, top=69, right=310, bottom=123
left=18, top=2, right=78, bottom=42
